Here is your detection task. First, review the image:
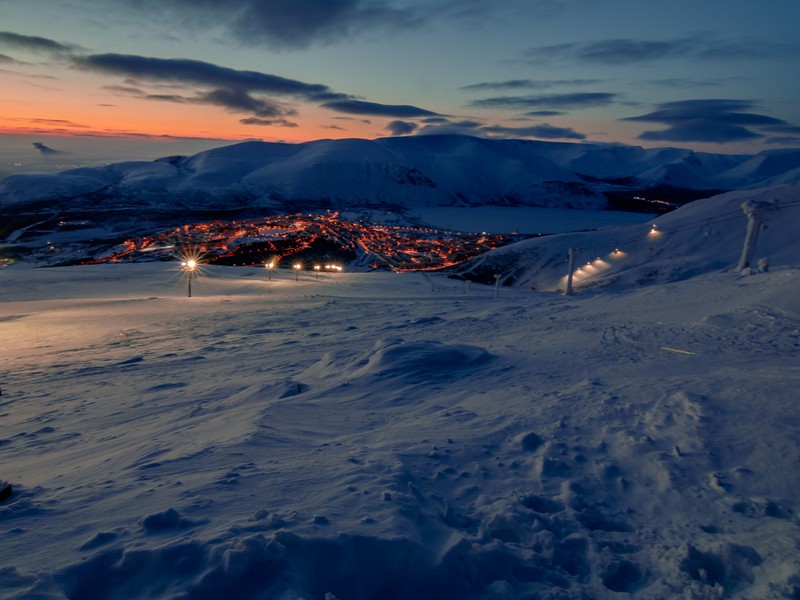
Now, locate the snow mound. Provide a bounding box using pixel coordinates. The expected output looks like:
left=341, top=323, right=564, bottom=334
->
left=302, top=339, right=492, bottom=387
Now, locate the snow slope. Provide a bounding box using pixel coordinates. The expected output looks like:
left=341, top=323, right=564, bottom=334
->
left=1, top=188, right=799, bottom=598
left=458, top=184, right=800, bottom=291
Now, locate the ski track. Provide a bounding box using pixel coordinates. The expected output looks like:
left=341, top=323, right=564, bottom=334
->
left=0, top=266, right=799, bottom=599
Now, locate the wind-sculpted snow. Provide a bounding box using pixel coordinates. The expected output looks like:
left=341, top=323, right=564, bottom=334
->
left=303, top=338, right=492, bottom=384
left=1, top=253, right=798, bottom=598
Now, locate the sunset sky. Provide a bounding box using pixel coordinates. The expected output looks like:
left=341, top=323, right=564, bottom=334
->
left=1, top=0, right=799, bottom=164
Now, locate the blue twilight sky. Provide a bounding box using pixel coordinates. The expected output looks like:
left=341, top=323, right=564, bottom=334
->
left=1, top=0, right=799, bottom=169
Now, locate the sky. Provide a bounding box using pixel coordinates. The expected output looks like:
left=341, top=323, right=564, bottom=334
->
left=1, top=0, right=800, bottom=170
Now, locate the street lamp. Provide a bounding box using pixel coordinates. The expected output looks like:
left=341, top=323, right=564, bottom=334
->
left=181, top=258, right=198, bottom=297
left=294, top=262, right=302, bottom=281
left=265, top=261, right=274, bottom=280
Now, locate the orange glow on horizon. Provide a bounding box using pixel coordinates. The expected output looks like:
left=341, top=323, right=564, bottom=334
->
left=0, top=87, right=386, bottom=143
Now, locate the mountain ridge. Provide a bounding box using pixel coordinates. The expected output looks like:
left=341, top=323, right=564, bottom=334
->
left=3, top=135, right=799, bottom=217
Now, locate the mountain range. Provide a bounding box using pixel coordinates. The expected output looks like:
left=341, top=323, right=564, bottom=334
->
left=2, top=135, right=799, bottom=217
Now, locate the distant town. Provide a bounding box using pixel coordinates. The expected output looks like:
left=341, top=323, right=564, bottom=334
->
left=83, top=211, right=528, bottom=272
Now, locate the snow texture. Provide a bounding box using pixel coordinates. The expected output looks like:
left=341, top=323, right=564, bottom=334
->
left=1, top=184, right=799, bottom=598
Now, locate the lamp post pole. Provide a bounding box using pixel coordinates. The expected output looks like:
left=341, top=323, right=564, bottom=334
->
left=565, top=248, right=577, bottom=296
left=182, top=259, right=197, bottom=297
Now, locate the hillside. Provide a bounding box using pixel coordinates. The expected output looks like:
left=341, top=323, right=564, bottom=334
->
left=456, top=184, right=800, bottom=290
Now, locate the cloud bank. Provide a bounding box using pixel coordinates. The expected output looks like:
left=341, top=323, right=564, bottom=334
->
left=75, top=54, right=346, bottom=102
left=460, top=78, right=601, bottom=92
left=471, top=92, right=617, bottom=110
left=525, top=34, right=800, bottom=65
left=0, top=31, right=81, bottom=56
left=624, top=99, right=790, bottom=143
left=321, top=99, right=439, bottom=118
left=110, top=0, right=424, bottom=51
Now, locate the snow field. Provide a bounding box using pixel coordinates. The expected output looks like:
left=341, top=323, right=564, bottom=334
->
left=1, top=259, right=798, bottom=598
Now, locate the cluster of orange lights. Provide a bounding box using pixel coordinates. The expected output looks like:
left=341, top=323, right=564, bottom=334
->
left=84, top=211, right=521, bottom=271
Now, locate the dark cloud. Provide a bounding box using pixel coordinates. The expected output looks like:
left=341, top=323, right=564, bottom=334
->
left=24, top=117, right=91, bottom=129
left=624, top=99, right=788, bottom=143
left=75, top=54, right=348, bottom=102
left=638, top=121, right=762, bottom=143
left=625, top=99, right=784, bottom=126
left=461, top=79, right=536, bottom=92
left=647, top=78, right=727, bottom=89
left=199, top=88, right=297, bottom=119
left=0, top=31, right=80, bottom=56
left=114, top=0, right=423, bottom=51
left=471, top=92, right=617, bottom=110
left=240, top=117, right=298, bottom=127
left=483, top=123, right=585, bottom=140
left=33, top=142, right=62, bottom=154
left=416, top=119, right=483, bottom=136
left=525, top=34, right=799, bottom=66
left=102, top=77, right=298, bottom=122
left=321, top=99, right=439, bottom=118
left=764, top=137, right=800, bottom=146
left=332, top=116, right=371, bottom=124
left=415, top=118, right=585, bottom=141
left=142, top=93, right=191, bottom=103
left=420, top=116, right=450, bottom=124
left=761, top=124, right=800, bottom=135
left=384, top=120, right=418, bottom=136
left=461, top=78, right=601, bottom=92
left=524, top=110, right=565, bottom=117
left=0, top=53, right=22, bottom=64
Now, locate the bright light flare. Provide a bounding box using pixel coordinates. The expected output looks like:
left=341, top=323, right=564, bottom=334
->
left=175, top=249, right=205, bottom=297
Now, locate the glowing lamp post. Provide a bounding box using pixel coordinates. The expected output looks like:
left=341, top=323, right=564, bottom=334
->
left=265, top=261, right=274, bottom=280
left=294, top=262, right=302, bottom=281
left=181, top=258, right=197, bottom=297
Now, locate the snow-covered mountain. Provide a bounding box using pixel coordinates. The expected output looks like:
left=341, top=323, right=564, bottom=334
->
left=2, top=136, right=799, bottom=217
left=0, top=136, right=600, bottom=212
